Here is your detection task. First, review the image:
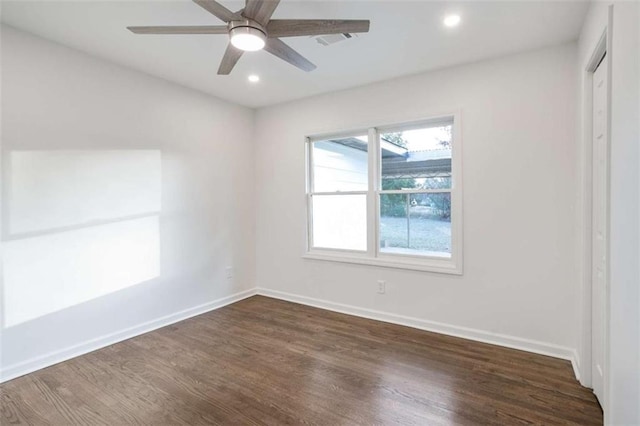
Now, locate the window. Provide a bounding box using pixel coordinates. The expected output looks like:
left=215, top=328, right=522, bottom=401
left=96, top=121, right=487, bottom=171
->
left=309, top=135, right=369, bottom=251
left=306, top=116, right=462, bottom=274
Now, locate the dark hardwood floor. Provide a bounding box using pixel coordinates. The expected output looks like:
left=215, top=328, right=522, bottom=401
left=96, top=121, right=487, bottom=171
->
left=1, top=295, right=602, bottom=425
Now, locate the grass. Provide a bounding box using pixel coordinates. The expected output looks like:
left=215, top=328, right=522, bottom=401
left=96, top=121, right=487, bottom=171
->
left=380, top=215, right=451, bottom=254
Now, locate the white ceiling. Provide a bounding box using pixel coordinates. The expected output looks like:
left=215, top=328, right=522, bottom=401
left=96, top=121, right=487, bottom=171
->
left=1, top=0, right=589, bottom=108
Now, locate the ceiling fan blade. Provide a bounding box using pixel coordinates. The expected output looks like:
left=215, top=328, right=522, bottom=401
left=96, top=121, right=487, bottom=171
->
left=193, top=0, right=241, bottom=23
left=243, top=0, right=280, bottom=26
left=264, top=38, right=316, bottom=72
left=267, top=19, right=370, bottom=38
left=128, top=25, right=228, bottom=35
left=218, top=43, right=244, bottom=75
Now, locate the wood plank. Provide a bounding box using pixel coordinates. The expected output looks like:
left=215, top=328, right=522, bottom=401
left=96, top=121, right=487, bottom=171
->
left=267, top=19, right=370, bottom=38
left=0, top=295, right=602, bottom=425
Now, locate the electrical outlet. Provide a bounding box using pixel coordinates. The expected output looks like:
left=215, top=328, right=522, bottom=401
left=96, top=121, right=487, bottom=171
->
left=225, top=267, right=233, bottom=279
left=377, top=280, right=386, bottom=294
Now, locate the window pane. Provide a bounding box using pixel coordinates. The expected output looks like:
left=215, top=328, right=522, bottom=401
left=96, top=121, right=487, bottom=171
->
left=312, top=136, right=368, bottom=192
left=380, top=124, right=452, bottom=191
left=380, top=193, right=451, bottom=257
left=312, top=194, right=366, bottom=251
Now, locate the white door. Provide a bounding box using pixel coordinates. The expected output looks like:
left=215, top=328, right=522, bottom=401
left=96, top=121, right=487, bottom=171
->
left=591, top=52, right=608, bottom=406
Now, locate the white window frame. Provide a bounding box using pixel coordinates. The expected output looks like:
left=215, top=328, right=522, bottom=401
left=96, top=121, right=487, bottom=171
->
left=304, top=113, right=463, bottom=275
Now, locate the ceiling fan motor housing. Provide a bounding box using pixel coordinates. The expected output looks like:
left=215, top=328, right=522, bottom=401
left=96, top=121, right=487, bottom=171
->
left=228, top=19, right=266, bottom=34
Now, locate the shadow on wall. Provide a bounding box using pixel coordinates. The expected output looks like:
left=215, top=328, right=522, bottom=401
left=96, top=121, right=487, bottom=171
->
left=1, top=149, right=162, bottom=328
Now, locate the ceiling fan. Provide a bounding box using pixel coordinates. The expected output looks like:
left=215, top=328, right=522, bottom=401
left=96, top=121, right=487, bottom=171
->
left=128, top=0, right=370, bottom=75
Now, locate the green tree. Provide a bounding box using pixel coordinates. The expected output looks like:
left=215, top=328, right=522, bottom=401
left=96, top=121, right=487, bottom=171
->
left=382, top=132, right=407, bottom=148
left=381, top=178, right=416, bottom=217
left=422, top=176, right=451, bottom=220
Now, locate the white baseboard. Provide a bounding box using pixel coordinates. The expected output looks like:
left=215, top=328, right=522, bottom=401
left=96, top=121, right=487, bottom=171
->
left=571, top=349, right=582, bottom=383
left=256, top=288, right=580, bottom=376
left=0, top=288, right=258, bottom=384
left=2, top=287, right=583, bottom=384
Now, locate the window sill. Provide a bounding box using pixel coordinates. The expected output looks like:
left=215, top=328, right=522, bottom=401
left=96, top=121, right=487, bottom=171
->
left=302, top=251, right=462, bottom=275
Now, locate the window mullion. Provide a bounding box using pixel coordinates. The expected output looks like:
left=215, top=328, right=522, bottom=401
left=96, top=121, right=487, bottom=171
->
left=306, top=138, right=314, bottom=251
left=367, top=127, right=378, bottom=257
left=306, top=138, right=314, bottom=193
left=307, top=194, right=314, bottom=250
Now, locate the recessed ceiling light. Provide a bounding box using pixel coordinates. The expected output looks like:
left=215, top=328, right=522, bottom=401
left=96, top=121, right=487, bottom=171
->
left=443, top=14, right=461, bottom=28
left=248, top=74, right=260, bottom=83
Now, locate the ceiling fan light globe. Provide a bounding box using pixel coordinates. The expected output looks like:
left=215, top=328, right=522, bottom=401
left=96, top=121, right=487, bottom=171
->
left=230, top=27, right=266, bottom=51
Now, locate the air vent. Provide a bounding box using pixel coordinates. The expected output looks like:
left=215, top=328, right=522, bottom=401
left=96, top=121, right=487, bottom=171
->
left=314, top=33, right=356, bottom=46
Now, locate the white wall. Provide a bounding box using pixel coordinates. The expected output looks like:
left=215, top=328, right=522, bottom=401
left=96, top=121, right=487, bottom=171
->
left=254, top=44, right=581, bottom=359
left=578, top=2, right=640, bottom=425
left=609, top=5, right=640, bottom=424
left=0, top=26, right=256, bottom=380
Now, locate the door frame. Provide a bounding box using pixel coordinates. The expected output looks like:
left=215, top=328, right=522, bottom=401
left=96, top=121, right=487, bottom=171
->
left=580, top=12, right=612, bottom=416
